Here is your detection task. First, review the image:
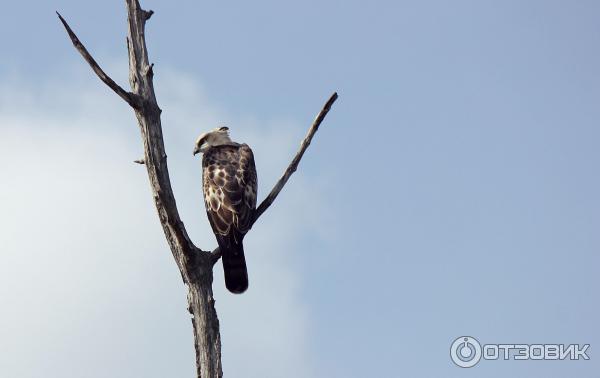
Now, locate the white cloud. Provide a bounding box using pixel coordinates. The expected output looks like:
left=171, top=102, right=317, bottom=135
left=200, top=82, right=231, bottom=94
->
left=0, top=67, right=328, bottom=378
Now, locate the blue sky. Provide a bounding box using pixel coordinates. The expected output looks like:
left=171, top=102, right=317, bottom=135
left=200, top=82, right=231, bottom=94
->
left=1, top=1, right=599, bottom=377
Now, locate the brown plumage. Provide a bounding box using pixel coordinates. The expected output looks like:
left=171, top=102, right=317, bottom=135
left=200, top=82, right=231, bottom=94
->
left=194, top=128, right=257, bottom=294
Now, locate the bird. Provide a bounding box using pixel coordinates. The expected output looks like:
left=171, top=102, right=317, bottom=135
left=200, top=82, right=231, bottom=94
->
left=193, top=127, right=257, bottom=294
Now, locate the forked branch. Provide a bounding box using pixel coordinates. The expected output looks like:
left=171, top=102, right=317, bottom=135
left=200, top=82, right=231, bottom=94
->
left=58, top=5, right=201, bottom=274
left=58, top=2, right=337, bottom=376
left=56, top=12, right=141, bottom=109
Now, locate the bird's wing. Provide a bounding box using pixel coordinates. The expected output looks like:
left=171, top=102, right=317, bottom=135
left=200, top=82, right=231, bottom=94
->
left=203, top=144, right=257, bottom=242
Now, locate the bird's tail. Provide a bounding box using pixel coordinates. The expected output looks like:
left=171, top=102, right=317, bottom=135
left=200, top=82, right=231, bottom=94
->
left=221, top=242, right=248, bottom=294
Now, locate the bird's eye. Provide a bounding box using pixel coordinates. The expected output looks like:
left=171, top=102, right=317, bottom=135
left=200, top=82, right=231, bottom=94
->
left=219, top=126, right=229, bottom=131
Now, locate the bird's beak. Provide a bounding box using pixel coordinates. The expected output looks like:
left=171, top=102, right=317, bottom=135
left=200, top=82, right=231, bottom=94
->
left=193, top=142, right=208, bottom=156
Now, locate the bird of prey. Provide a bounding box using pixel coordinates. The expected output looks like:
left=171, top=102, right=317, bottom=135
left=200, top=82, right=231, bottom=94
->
left=193, top=127, right=257, bottom=294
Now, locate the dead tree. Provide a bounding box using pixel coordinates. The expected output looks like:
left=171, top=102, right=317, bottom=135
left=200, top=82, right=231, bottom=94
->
left=57, top=1, right=337, bottom=377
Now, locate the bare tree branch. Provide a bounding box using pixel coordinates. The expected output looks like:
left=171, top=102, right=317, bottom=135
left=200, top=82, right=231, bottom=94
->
left=210, top=247, right=221, bottom=266
left=56, top=12, right=141, bottom=109
left=211, top=92, right=338, bottom=264
left=254, top=92, right=338, bottom=222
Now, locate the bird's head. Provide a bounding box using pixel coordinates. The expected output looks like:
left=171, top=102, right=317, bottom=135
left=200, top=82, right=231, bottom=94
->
left=193, top=126, right=232, bottom=155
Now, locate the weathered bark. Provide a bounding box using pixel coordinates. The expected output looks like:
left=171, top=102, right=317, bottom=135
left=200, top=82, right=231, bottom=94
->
left=125, top=3, right=224, bottom=376
left=58, top=1, right=336, bottom=377
left=188, top=274, right=222, bottom=377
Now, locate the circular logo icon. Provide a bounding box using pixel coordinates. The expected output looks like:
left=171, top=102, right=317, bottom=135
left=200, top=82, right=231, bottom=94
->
left=450, top=336, right=482, bottom=368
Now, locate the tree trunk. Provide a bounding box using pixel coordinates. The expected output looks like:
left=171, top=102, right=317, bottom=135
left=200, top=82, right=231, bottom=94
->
left=188, top=275, right=223, bottom=377
left=123, top=2, right=224, bottom=376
